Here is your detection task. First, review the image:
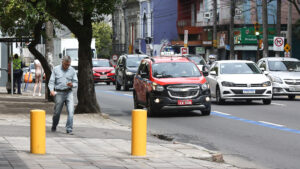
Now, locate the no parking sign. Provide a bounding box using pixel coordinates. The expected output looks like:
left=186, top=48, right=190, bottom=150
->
left=273, top=37, right=284, bottom=51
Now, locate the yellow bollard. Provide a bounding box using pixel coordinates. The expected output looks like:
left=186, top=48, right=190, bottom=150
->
left=30, top=109, right=46, bottom=154
left=131, top=109, right=147, bottom=156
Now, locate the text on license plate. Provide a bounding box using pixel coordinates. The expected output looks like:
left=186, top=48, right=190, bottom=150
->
left=100, top=76, right=107, bottom=79
left=177, top=100, right=192, bottom=105
left=243, top=89, right=255, bottom=94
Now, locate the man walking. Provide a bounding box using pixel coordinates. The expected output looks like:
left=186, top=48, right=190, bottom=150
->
left=48, top=55, right=78, bottom=134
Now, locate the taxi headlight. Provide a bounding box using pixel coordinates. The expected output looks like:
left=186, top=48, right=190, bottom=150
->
left=262, top=81, right=271, bottom=87
left=152, top=82, right=164, bottom=92
left=201, top=82, right=209, bottom=90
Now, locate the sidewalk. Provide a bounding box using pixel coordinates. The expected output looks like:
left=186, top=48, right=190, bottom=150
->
left=0, top=87, right=240, bottom=169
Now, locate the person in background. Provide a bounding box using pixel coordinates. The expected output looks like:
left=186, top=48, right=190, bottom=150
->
left=12, top=54, right=23, bottom=94
left=208, top=54, right=217, bottom=66
left=33, top=59, right=43, bottom=96
left=48, top=55, right=78, bottom=134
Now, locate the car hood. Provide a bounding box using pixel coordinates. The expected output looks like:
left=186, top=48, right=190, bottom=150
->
left=153, top=77, right=206, bottom=85
left=218, top=74, right=269, bottom=83
left=93, top=67, right=114, bottom=72
left=269, top=71, right=300, bottom=79
left=126, top=67, right=138, bottom=73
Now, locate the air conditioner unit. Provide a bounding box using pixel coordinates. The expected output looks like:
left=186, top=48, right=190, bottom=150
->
left=204, top=12, right=211, bottom=19
left=280, top=31, right=287, bottom=38
left=235, top=8, right=242, bottom=16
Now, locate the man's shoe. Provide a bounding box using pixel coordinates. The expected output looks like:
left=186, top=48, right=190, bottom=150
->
left=51, top=127, right=56, bottom=132
left=66, top=130, right=73, bottom=135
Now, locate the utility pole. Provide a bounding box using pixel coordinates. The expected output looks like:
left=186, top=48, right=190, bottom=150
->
left=255, top=0, right=260, bottom=61
left=287, top=0, right=292, bottom=57
left=275, top=0, right=281, bottom=57
left=229, top=0, right=235, bottom=60
left=262, top=0, right=269, bottom=58
left=213, top=0, right=217, bottom=54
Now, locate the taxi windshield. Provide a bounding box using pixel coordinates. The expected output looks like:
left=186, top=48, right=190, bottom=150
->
left=152, top=62, right=201, bottom=78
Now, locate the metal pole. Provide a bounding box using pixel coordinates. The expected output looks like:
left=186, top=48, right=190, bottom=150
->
left=287, top=1, right=292, bottom=57
left=10, top=43, right=13, bottom=96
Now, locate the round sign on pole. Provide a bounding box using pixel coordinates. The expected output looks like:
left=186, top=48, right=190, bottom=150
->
left=273, top=37, right=284, bottom=51
left=112, top=55, right=118, bottom=61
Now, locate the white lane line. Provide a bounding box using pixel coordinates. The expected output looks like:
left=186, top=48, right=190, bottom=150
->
left=271, top=103, right=285, bottom=106
left=213, top=111, right=231, bottom=116
left=259, top=121, right=284, bottom=127
left=123, top=94, right=133, bottom=97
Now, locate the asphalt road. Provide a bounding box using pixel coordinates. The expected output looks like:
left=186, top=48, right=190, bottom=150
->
left=94, top=83, right=300, bottom=169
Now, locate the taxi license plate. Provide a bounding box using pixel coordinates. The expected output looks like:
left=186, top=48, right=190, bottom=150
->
left=100, top=76, right=107, bottom=79
left=243, top=89, right=255, bottom=94
left=177, top=100, right=192, bottom=105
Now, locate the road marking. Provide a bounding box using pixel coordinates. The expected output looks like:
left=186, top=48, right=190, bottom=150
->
left=213, top=111, right=231, bottom=116
left=212, top=111, right=300, bottom=134
left=259, top=121, right=284, bottom=127
left=271, top=103, right=285, bottom=106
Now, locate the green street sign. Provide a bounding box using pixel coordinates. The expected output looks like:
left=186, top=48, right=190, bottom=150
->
left=234, top=27, right=275, bottom=45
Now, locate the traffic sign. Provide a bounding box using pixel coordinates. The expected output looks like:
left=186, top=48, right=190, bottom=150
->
left=284, top=44, right=291, bottom=53
left=112, top=55, right=118, bottom=61
left=273, top=37, right=284, bottom=51
left=181, top=47, right=188, bottom=55
left=284, top=52, right=290, bottom=58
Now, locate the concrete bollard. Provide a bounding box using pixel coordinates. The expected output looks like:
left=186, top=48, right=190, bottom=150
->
left=30, top=109, right=46, bottom=154
left=131, top=109, right=147, bottom=156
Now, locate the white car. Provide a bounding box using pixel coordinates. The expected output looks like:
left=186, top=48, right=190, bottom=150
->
left=257, top=57, right=300, bottom=100
left=206, top=60, right=272, bottom=104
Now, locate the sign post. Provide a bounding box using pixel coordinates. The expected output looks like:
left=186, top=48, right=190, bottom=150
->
left=181, top=47, right=188, bottom=55
left=273, top=37, right=284, bottom=51
left=184, top=30, right=188, bottom=48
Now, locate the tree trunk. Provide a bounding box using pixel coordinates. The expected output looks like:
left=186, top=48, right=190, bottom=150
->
left=262, top=0, right=269, bottom=58
left=213, top=0, right=217, bottom=54
left=275, top=0, right=281, bottom=57
left=45, top=21, right=54, bottom=100
left=229, top=0, right=235, bottom=60
left=75, top=35, right=100, bottom=114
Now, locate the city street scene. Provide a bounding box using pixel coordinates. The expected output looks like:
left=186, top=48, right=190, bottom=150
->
left=0, top=0, right=300, bottom=169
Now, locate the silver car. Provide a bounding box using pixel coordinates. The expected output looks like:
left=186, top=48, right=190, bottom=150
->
left=257, top=57, right=300, bottom=100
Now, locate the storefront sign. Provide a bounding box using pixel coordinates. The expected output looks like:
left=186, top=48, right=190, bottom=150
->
left=195, top=47, right=205, bottom=54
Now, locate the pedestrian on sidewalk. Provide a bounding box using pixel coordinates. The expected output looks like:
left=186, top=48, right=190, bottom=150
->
left=48, top=55, right=78, bottom=134
left=13, top=54, right=23, bottom=94
left=33, top=59, right=43, bottom=96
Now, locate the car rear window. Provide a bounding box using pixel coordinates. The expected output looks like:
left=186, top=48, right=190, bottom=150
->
left=126, top=57, right=145, bottom=67
left=93, top=60, right=111, bottom=67
left=152, top=62, right=201, bottom=78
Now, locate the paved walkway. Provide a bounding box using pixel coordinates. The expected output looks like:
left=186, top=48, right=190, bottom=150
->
left=0, top=87, right=240, bottom=169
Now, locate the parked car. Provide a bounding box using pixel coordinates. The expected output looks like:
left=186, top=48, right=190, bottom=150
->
left=206, top=60, right=272, bottom=105
left=133, top=56, right=211, bottom=116
left=115, top=54, right=147, bottom=91
left=257, top=57, right=300, bottom=99
left=186, top=54, right=208, bottom=71
left=92, top=59, right=115, bottom=85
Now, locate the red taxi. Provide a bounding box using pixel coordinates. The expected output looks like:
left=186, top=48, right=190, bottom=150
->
left=133, top=56, right=211, bottom=116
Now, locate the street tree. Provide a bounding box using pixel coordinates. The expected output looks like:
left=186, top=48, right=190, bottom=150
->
left=93, top=22, right=112, bottom=59
left=0, top=0, right=53, bottom=100
left=26, top=0, right=119, bottom=114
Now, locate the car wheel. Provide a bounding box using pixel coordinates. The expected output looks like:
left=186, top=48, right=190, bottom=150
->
left=201, top=106, right=211, bottom=116
left=246, top=99, right=252, bottom=103
left=216, top=87, right=225, bottom=105
left=133, top=92, right=143, bottom=109
left=263, top=99, right=271, bottom=105
left=147, top=96, right=157, bottom=117
left=115, top=80, right=121, bottom=90
left=106, top=82, right=110, bottom=85
left=113, top=81, right=116, bottom=85
left=288, top=94, right=296, bottom=100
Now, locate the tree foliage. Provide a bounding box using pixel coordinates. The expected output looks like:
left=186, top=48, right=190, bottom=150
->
left=93, top=22, right=112, bottom=59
